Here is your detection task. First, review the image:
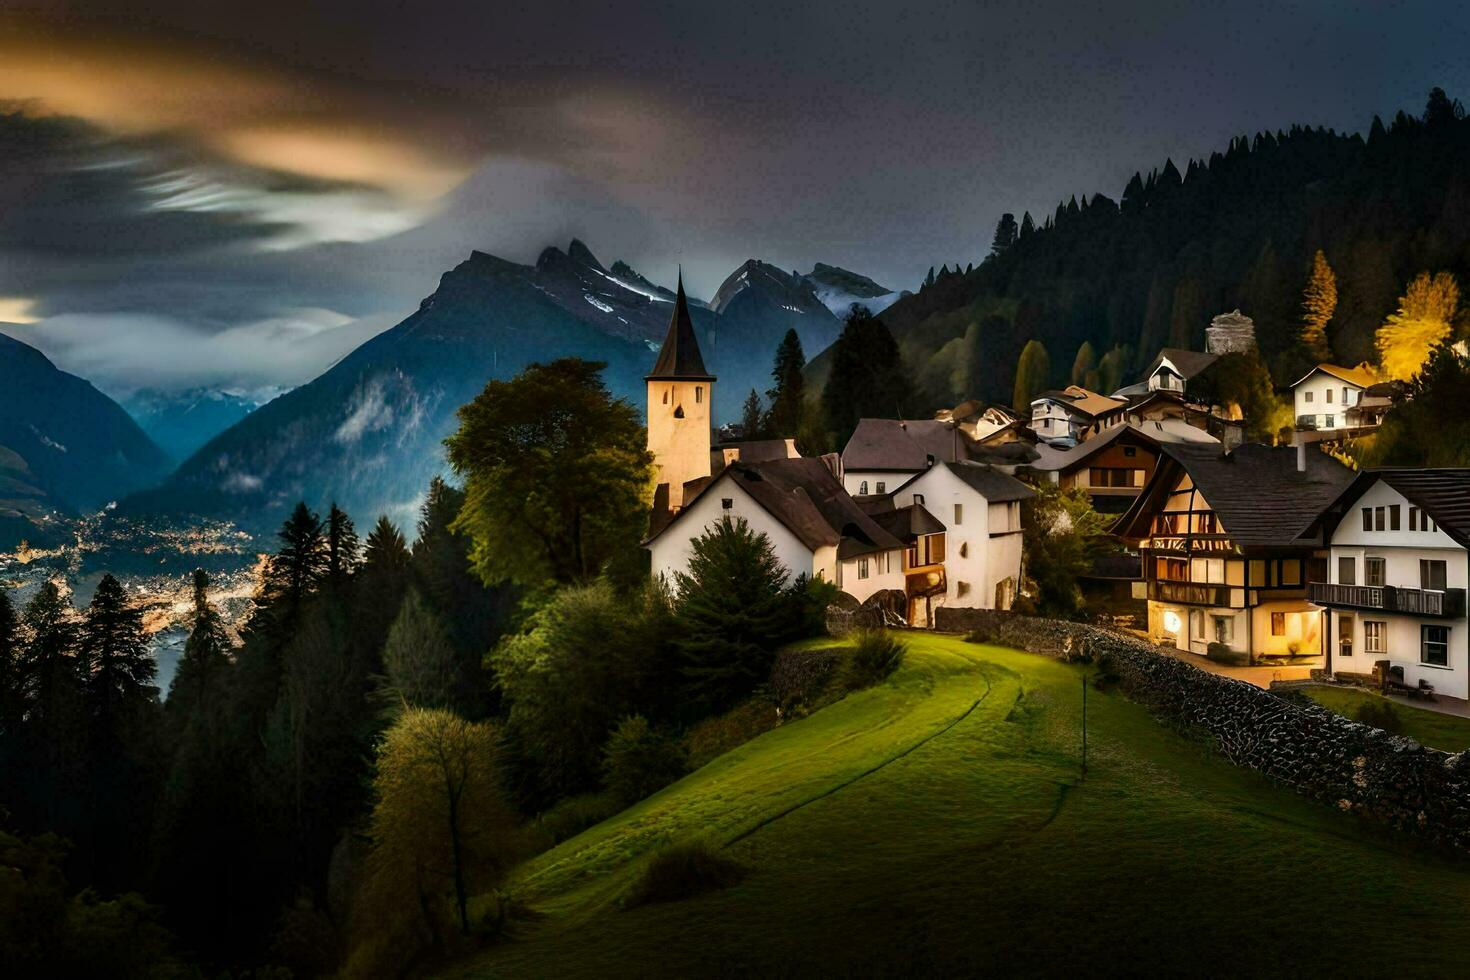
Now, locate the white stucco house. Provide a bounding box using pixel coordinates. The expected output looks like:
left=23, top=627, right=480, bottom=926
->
left=1310, top=469, right=1470, bottom=701
left=1291, top=363, right=1379, bottom=434
left=839, top=417, right=971, bottom=497
left=1029, top=385, right=1127, bottom=447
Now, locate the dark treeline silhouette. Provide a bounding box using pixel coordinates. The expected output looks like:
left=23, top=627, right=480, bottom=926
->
left=884, top=88, right=1470, bottom=409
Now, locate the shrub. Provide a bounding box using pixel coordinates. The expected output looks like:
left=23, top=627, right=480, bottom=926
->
left=840, top=630, right=907, bottom=690
left=684, top=699, right=779, bottom=770
left=530, top=792, right=624, bottom=849
left=1355, top=698, right=1405, bottom=734
left=602, top=716, right=688, bottom=806
left=1206, top=642, right=1248, bottom=666
left=769, top=647, right=840, bottom=710
left=625, top=841, right=745, bottom=908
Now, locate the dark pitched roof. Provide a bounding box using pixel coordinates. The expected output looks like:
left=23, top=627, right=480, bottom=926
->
left=1115, top=442, right=1353, bottom=547
left=646, top=274, right=714, bottom=381
left=841, top=418, right=970, bottom=471
left=712, top=439, right=795, bottom=467
left=1147, top=347, right=1218, bottom=381
left=944, top=461, right=1036, bottom=503
left=1322, top=469, right=1470, bottom=548
left=864, top=504, right=945, bottom=549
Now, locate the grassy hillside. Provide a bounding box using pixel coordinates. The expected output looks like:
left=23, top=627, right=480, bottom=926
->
left=453, top=635, right=1470, bottom=977
left=1300, top=684, right=1470, bottom=752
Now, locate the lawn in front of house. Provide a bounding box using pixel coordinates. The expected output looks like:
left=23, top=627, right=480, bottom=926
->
left=1298, top=684, right=1470, bottom=752
left=451, top=634, right=1470, bottom=978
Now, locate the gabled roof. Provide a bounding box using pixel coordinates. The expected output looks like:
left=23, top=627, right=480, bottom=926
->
left=1031, top=385, right=1127, bottom=419
left=648, top=457, right=903, bottom=557
left=1318, top=469, right=1470, bottom=549
left=1290, top=363, right=1379, bottom=390
left=1147, top=347, right=1219, bottom=381
left=894, top=460, right=1035, bottom=504
left=646, top=274, right=715, bottom=381
left=866, top=503, right=946, bottom=547
left=1113, top=442, right=1354, bottom=547
left=841, top=418, right=970, bottom=471
left=1028, top=423, right=1164, bottom=473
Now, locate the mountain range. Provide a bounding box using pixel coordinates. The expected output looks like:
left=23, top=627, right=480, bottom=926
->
left=121, top=243, right=888, bottom=533
left=0, top=332, right=171, bottom=548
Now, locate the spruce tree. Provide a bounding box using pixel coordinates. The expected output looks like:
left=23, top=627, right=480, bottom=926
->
left=765, top=328, right=807, bottom=438
left=1019, top=211, right=1036, bottom=238
left=167, top=569, right=230, bottom=725
left=674, top=517, right=796, bottom=711
left=821, top=308, right=912, bottom=450
left=1301, top=249, right=1337, bottom=361
left=0, top=590, right=19, bottom=738
left=326, top=503, right=361, bottom=588
left=739, top=389, right=766, bottom=440
left=356, top=516, right=413, bottom=681
left=262, top=502, right=328, bottom=615
left=82, top=573, right=156, bottom=732
left=990, top=213, right=1018, bottom=255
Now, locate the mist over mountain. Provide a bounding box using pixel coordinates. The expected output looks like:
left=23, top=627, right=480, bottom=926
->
left=0, top=331, right=170, bottom=547
left=121, top=243, right=869, bottom=532
left=122, top=388, right=270, bottom=464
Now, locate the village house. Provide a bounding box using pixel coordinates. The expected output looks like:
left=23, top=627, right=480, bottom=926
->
left=1113, top=442, right=1354, bottom=665
left=839, top=417, right=972, bottom=497
left=1112, top=347, right=1219, bottom=399
left=1308, top=469, right=1470, bottom=701
left=933, top=400, right=1020, bottom=442
left=1028, top=385, right=1127, bottom=447
left=1291, top=363, right=1380, bottom=435
left=1027, top=422, right=1214, bottom=513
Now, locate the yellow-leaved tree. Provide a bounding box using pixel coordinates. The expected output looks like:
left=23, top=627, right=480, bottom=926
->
left=1376, top=271, right=1460, bottom=381
left=1300, top=249, right=1336, bottom=359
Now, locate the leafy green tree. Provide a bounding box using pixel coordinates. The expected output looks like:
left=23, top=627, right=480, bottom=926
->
left=1301, top=249, right=1337, bottom=360
left=991, top=213, right=1018, bottom=255
left=1012, top=339, right=1051, bottom=412
left=1363, top=345, right=1470, bottom=467
left=350, top=708, right=515, bottom=972
left=765, top=328, right=807, bottom=438
left=821, top=308, right=912, bottom=450
left=1189, top=350, right=1289, bottom=441
left=739, top=389, right=767, bottom=440
left=446, top=359, right=651, bottom=589
left=383, top=589, right=461, bottom=711
left=673, top=517, right=798, bottom=712
left=601, top=714, right=686, bottom=806
left=1018, top=483, right=1117, bottom=619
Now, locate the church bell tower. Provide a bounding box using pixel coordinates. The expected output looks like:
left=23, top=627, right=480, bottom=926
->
left=646, top=274, right=715, bottom=509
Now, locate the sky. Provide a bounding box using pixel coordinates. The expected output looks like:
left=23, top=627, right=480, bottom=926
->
left=1, top=1, right=1468, bottom=396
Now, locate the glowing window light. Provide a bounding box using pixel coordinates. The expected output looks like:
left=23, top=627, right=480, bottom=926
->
left=1162, top=610, right=1183, bottom=634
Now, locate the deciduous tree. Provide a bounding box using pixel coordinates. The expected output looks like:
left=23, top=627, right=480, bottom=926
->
left=1012, top=339, right=1051, bottom=412
left=1376, top=271, right=1460, bottom=381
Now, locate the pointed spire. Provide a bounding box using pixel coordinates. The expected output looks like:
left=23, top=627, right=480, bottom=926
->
left=646, top=271, right=715, bottom=381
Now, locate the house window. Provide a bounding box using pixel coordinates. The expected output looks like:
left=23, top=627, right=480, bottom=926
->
left=876, top=552, right=890, bottom=574
left=957, top=581, right=970, bottom=597
left=1325, top=414, right=1334, bottom=428
left=1280, top=561, right=1301, bottom=586
left=1338, top=556, right=1355, bottom=586
left=1340, top=614, right=1354, bottom=658
left=1365, top=621, right=1386, bottom=655
left=663, top=389, right=669, bottom=404
left=1249, top=560, right=1267, bottom=587
left=876, top=482, right=886, bottom=494
left=1410, top=507, right=1419, bottom=531
left=929, top=534, right=946, bottom=564
left=859, top=481, right=869, bottom=495
left=1123, top=446, right=1137, bottom=457
left=954, top=503, right=963, bottom=525
left=1374, top=507, right=1386, bottom=531
left=1343, top=387, right=1351, bottom=404
left=1365, top=557, right=1386, bottom=587
left=913, top=493, right=924, bottom=506
left=695, top=386, right=703, bottom=403
left=1305, top=390, right=1314, bottom=403
left=1271, top=612, right=1286, bottom=636
left=1422, top=625, right=1450, bottom=667
left=1389, top=505, right=1401, bottom=531
left=1421, top=560, right=1448, bottom=592
left=1190, top=609, right=1206, bottom=640
left=1362, top=507, right=1372, bottom=531
left=857, top=558, right=870, bottom=580
left=721, top=498, right=733, bottom=510
left=1326, top=388, right=1334, bottom=404
left=1212, top=615, right=1235, bottom=644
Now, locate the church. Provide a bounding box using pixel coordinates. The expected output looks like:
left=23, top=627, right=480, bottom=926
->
left=641, top=279, right=1030, bottom=625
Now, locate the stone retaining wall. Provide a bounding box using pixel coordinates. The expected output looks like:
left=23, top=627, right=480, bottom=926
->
left=936, top=607, right=1470, bottom=851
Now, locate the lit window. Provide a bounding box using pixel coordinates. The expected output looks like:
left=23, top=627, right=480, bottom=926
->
left=695, top=386, right=703, bottom=403
left=1365, top=621, right=1385, bottom=655
left=1422, top=625, right=1450, bottom=667
left=1340, top=614, right=1354, bottom=658
left=1281, top=561, right=1301, bottom=586
left=1271, top=612, right=1286, bottom=636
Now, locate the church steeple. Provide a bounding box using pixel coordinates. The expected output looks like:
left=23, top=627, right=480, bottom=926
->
left=646, top=273, right=715, bottom=381
left=645, top=271, right=714, bottom=510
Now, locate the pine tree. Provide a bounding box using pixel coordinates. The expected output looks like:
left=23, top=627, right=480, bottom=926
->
left=82, top=574, right=155, bottom=729
left=355, top=515, right=413, bottom=682
left=765, top=328, right=807, bottom=438
left=326, top=503, right=361, bottom=588
left=1377, top=271, right=1460, bottom=381
left=0, top=590, right=19, bottom=738
left=924, top=266, right=935, bottom=288
left=1012, top=340, right=1051, bottom=412
left=990, top=213, right=1018, bottom=255
left=1300, top=249, right=1337, bottom=361
left=382, top=589, right=461, bottom=711
left=739, top=389, right=766, bottom=440
left=262, top=502, right=328, bottom=614
left=821, top=308, right=912, bottom=450
left=674, top=517, right=797, bottom=711
left=1019, top=211, right=1035, bottom=238
left=1070, top=341, right=1097, bottom=387
left=167, top=569, right=230, bottom=725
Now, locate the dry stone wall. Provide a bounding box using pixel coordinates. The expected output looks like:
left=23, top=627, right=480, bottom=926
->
left=936, top=608, right=1470, bottom=851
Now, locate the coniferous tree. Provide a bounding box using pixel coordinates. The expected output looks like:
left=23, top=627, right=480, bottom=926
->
left=81, top=574, right=155, bottom=736
left=990, top=213, right=1018, bottom=255
left=167, top=569, right=230, bottom=726
left=739, top=389, right=766, bottom=440
left=0, top=590, right=19, bottom=739
left=1301, top=249, right=1337, bottom=361
left=765, top=328, right=807, bottom=438
left=260, top=502, right=328, bottom=619
left=821, top=308, right=912, bottom=450
left=326, top=503, right=361, bottom=588
left=1012, top=340, right=1051, bottom=412
left=1019, top=211, right=1036, bottom=238
left=16, top=582, right=85, bottom=829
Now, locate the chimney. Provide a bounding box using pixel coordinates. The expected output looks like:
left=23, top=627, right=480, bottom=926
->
left=1295, top=432, right=1307, bottom=473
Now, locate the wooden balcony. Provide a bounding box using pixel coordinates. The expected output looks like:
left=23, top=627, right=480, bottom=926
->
left=1148, top=580, right=1239, bottom=608
left=1309, top=583, right=1466, bottom=619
